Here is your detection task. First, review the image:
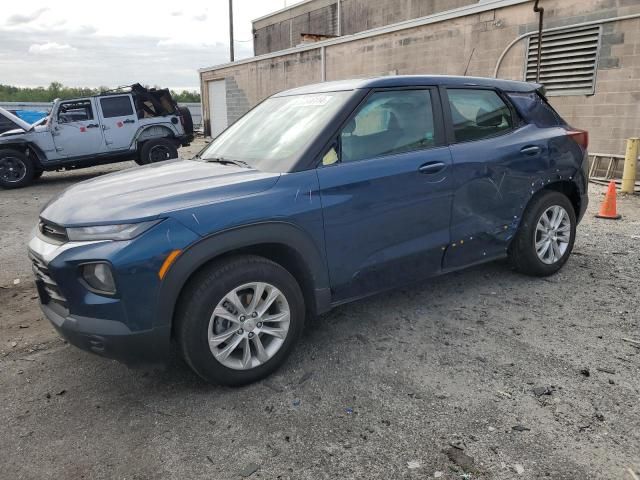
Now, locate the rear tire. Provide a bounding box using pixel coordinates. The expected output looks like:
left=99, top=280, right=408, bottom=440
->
left=0, top=149, right=34, bottom=189
left=177, top=106, right=194, bottom=136
left=176, top=255, right=305, bottom=386
left=508, top=191, right=576, bottom=276
left=136, top=138, right=178, bottom=165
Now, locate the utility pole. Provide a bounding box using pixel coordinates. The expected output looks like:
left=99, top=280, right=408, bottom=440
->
left=229, top=0, right=235, bottom=62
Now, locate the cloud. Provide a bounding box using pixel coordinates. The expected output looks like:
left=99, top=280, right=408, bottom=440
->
left=0, top=29, right=248, bottom=89
left=6, top=8, right=48, bottom=26
left=170, top=11, right=183, bottom=17
left=28, top=42, right=77, bottom=54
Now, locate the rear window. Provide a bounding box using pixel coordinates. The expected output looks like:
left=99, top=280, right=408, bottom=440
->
left=447, top=89, right=513, bottom=143
left=100, top=96, right=134, bottom=118
left=507, top=91, right=565, bottom=127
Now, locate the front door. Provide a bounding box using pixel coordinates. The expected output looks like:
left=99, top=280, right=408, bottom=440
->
left=98, top=95, right=138, bottom=150
left=51, top=99, right=104, bottom=157
left=317, top=88, right=453, bottom=301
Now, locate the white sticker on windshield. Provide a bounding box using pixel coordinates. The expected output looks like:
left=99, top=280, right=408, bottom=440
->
left=290, top=95, right=333, bottom=107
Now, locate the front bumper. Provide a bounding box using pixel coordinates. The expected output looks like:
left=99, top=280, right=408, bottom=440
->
left=42, top=302, right=170, bottom=364
left=28, top=217, right=200, bottom=364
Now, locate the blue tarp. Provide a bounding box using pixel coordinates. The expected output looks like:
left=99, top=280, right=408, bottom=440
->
left=12, top=110, right=48, bottom=124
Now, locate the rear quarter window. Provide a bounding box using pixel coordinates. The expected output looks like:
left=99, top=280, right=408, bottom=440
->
left=507, top=92, right=565, bottom=127
left=100, top=96, right=134, bottom=118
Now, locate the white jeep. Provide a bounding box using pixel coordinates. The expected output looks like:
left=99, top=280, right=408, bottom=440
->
left=0, top=84, right=194, bottom=188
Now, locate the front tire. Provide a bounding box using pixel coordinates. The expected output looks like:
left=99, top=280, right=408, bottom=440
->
left=508, top=191, right=576, bottom=276
left=136, top=138, right=178, bottom=165
left=176, top=255, right=305, bottom=386
left=0, top=149, right=34, bottom=189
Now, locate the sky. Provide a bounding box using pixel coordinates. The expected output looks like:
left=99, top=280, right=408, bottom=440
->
left=0, top=1, right=297, bottom=91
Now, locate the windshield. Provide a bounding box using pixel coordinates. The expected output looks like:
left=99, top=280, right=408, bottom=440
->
left=198, top=91, right=351, bottom=171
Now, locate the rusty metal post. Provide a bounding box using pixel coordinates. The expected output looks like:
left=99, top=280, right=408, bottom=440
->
left=533, top=0, right=544, bottom=83
left=229, top=0, right=235, bottom=62
left=621, top=137, right=639, bottom=194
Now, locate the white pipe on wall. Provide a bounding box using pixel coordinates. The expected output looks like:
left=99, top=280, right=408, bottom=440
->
left=493, top=12, right=640, bottom=78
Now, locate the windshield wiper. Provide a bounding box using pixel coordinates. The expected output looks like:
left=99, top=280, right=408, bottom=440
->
left=201, top=156, right=251, bottom=169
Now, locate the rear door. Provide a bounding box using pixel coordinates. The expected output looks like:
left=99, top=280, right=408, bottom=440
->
left=317, top=87, right=453, bottom=301
left=441, top=87, right=547, bottom=269
left=98, top=95, right=138, bottom=150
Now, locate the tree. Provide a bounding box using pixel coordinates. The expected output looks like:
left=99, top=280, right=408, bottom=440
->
left=0, top=83, right=201, bottom=103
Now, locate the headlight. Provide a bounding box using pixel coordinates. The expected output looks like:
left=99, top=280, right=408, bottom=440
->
left=81, top=262, right=116, bottom=294
left=66, top=220, right=161, bottom=241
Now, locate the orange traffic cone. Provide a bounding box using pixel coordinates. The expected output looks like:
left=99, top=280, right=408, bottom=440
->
left=595, top=181, right=621, bottom=219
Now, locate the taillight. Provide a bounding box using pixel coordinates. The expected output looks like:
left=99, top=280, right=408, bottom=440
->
left=566, top=128, right=588, bottom=149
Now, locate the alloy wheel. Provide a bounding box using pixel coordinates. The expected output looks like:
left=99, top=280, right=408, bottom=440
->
left=0, top=156, right=27, bottom=183
left=149, top=145, right=171, bottom=162
left=534, top=205, right=571, bottom=264
left=208, top=282, right=291, bottom=370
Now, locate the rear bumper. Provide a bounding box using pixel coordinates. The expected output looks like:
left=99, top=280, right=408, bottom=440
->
left=42, top=302, right=171, bottom=365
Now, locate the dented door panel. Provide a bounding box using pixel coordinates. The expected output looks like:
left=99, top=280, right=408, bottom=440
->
left=443, top=124, right=582, bottom=269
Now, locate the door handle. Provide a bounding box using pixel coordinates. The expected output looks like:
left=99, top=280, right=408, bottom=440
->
left=418, top=161, right=446, bottom=174
left=520, top=145, right=541, bottom=155
left=123, top=119, right=135, bottom=124
left=86, top=123, right=99, bottom=128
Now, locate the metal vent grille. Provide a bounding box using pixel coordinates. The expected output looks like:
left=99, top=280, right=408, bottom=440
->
left=525, top=25, right=601, bottom=96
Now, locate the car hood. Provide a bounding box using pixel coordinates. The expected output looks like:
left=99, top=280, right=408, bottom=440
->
left=0, top=107, right=31, bottom=132
left=0, top=128, right=26, bottom=137
left=40, top=160, right=281, bottom=227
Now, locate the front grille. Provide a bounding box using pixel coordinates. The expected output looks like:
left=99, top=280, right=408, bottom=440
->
left=39, top=220, right=68, bottom=243
left=30, top=253, right=67, bottom=308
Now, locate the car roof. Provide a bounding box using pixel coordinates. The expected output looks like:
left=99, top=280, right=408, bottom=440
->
left=274, top=75, right=541, bottom=96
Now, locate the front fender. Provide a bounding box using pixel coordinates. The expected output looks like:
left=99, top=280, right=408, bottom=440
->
left=0, top=138, right=47, bottom=166
left=155, top=221, right=331, bottom=331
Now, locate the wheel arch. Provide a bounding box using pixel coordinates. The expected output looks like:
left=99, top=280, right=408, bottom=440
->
left=157, top=222, right=332, bottom=337
left=0, top=141, right=46, bottom=168
left=542, top=180, right=581, bottom=219
left=134, top=124, right=179, bottom=147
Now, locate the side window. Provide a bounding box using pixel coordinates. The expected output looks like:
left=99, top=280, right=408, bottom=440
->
left=100, top=96, right=134, bottom=118
left=447, top=89, right=513, bottom=143
left=57, top=100, right=93, bottom=124
left=337, top=90, right=436, bottom=163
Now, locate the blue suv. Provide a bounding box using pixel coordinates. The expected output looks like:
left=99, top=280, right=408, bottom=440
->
left=28, top=76, right=589, bottom=385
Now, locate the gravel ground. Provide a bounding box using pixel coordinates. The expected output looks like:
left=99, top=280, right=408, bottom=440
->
left=0, top=142, right=639, bottom=479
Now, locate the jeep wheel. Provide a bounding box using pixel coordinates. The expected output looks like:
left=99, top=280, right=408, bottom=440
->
left=176, top=255, right=305, bottom=386
left=137, top=139, right=178, bottom=165
left=0, top=149, right=34, bottom=189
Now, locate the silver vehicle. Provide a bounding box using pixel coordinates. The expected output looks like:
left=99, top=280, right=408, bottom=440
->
left=0, top=84, right=194, bottom=188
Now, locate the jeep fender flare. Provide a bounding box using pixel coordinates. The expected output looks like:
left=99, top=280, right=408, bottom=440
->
left=155, top=221, right=332, bottom=331
left=0, top=140, right=46, bottom=168
left=133, top=124, right=179, bottom=148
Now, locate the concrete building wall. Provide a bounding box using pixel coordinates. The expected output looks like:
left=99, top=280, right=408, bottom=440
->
left=253, top=0, right=477, bottom=55
left=203, top=0, right=640, bottom=156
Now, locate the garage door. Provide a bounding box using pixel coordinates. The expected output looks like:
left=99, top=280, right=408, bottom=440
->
left=208, top=79, right=228, bottom=138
